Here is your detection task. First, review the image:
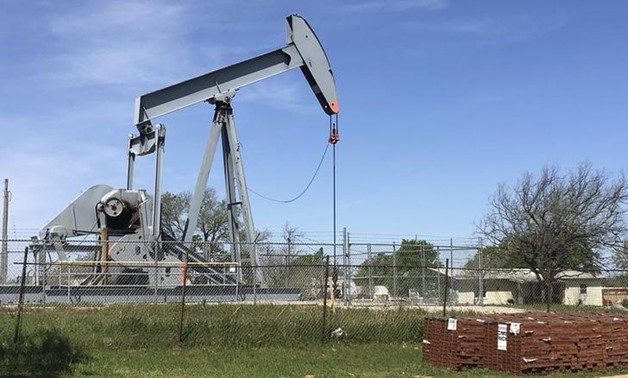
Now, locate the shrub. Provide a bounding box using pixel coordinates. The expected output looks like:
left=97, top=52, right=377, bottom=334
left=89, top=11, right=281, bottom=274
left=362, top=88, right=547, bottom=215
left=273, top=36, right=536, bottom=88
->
left=0, top=329, right=86, bottom=376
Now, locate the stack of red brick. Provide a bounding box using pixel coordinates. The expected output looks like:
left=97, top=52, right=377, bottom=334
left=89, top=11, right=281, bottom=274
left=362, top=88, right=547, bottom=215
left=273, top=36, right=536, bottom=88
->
left=423, top=312, right=628, bottom=374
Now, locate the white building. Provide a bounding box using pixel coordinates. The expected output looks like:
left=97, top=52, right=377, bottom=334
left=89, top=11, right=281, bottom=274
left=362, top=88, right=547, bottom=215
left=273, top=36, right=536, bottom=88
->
left=430, top=268, right=603, bottom=306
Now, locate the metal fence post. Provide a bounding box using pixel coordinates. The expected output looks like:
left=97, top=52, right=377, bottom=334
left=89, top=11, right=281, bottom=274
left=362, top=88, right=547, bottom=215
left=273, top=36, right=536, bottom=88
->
left=393, top=241, right=397, bottom=298
left=346, top=230, right=351, bottom=306
left=13, top=247, right=29, bottom=346
left=478, top=238, right=484, bottom=306
left=235, top=267, right=239, bottom=301
left=322, top=255, right=330, bottom=344
left=42, top=249, right=47, bottom=305
left=178, top=259, right=189, bottom=343
left=547, top=260, right=552, bottom=313
left=1, top=179, right=8, bottom=285
left=284, top=238, right=291, bottom=287
left=342, top=228, right=346, bottom=305
left=367, top=243, right=373, bottom=299
left=450, top=238, right=453, bottom=268
left=67, top=263, right=71, bottom=300
left=449, top=238, right=454, bottom=296
left=436, top=246, right=441, bottom=300
left=253, top=263, right=257, bottom=305
left=443, top=258, right=449, bottom=317
left=37, top=251, right=48, bottom=305
left=421, top=244, right=425, bottom=299
left=154, top=241, right=159, bottom=304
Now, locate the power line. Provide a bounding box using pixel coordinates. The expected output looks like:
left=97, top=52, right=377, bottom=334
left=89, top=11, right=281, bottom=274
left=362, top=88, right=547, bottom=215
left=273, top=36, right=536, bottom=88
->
left=248, top=142, right=330, bottom=203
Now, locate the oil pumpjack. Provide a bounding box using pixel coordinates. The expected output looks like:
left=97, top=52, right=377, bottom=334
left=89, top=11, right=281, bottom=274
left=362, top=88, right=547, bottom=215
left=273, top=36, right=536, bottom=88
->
left=31, top=15, right=338, bottom=292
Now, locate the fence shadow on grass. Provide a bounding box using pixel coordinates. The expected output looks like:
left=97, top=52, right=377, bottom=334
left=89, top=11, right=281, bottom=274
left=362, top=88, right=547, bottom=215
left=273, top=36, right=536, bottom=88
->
left=0, top=329, right=87, bottom=377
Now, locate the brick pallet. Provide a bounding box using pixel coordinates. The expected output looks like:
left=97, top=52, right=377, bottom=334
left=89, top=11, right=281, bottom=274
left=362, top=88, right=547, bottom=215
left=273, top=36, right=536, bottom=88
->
left=422, top=312, right=628, bottom=374
left=423, top=317, right=487, bottom=369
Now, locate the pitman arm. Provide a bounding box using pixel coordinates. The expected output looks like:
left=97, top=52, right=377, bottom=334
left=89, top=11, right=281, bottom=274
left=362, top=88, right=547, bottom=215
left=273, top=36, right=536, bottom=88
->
left=134, top=14, right=338, bottom=130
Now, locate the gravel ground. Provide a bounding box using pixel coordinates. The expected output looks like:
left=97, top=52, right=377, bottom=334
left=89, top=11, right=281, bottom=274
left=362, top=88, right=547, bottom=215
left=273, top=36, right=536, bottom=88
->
left=328, top=301, right=527, bottom=314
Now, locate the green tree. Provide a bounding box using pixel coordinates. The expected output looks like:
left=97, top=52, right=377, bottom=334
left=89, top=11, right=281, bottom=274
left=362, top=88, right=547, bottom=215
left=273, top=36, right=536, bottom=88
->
left=480, top=163, right=628, bottom=302
left=356, top=252, right=393, bottom=288
left=160, top=191, right=188, bottom=238
left=463, top=244, right=524, bottom=270
left=613, top=242, right=628, bottom=270
left=286, top=248, right=325, bottom=299
left=355, top=239, right=440, bottom=298
left=196, top=188, right=229, bottom=260
left=395, top=239, right=439, bottom=268
left=160, top=188, right=229, bottom=260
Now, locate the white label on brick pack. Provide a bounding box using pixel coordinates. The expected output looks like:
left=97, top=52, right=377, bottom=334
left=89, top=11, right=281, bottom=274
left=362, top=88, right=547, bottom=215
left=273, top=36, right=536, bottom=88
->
left=510, top=322, right=520, bottom=335
left=447, top=318, right=457, bottom=331
left=497, top=323, right=508, bottom=351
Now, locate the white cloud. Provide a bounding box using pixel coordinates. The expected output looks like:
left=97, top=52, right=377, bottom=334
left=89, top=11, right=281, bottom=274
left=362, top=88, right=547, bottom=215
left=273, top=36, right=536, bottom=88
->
left=48, top=1, right=182, bottom=35
left=403, top=18, right=500, bottom=36
left=238, top=77, right=318, bottom=115
left=340, top=0, right=449, bottom=13
left=407, top=14, right=568, bottom=39
left=43, top=0, right=305, bottom=108
left=45, top=1, right=191, bottom=88
left=0, top=135, right=123, bottom=235
left=0, top=103, right=128, bottom=234
left=503, top=14, right=569, bottom=43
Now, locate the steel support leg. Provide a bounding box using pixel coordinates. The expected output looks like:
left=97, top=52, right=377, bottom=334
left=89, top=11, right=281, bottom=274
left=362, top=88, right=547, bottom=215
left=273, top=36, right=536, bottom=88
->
left=183, top=112, right=222, bottom=245
left=223, top=111, right=262, bottom=284
left=221, top=112, right=242, bottom=272
left=184, top=100, right=262, bottom=284
left=152, top=125, right=166, bottom=239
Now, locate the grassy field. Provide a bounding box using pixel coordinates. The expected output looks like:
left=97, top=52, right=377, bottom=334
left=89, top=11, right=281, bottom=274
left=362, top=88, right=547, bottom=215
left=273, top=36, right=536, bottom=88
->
left=2, top=303, right=628, bottom=377
left=71, top=345, right=628, bottom=378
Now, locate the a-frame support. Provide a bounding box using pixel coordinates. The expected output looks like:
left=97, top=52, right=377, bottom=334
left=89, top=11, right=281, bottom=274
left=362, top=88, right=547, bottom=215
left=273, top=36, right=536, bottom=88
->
left=184, top=97, right=260, bottom=284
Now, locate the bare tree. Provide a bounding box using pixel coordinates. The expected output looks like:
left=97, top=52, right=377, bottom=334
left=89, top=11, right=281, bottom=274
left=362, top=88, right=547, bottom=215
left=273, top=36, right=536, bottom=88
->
left=281, top=222, right=305, bottom=263
left=256, top=223, right=312, bottom=288
left=480, top=163, right=628, bottom=299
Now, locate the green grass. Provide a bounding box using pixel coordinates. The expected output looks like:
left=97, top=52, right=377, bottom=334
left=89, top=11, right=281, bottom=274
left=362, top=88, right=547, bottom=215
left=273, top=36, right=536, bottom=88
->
left=3, top=303, right=628, bottom=377
left=35, top=343, right=628, bottom=377
left=73, top=344, right=430, bottom=378
left=0, top=304, right=425, bottom=350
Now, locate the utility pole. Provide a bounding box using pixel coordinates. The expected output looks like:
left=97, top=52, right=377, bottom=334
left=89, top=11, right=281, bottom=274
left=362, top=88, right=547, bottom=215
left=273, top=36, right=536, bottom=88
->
left=1, top=178, right=9, bottom=284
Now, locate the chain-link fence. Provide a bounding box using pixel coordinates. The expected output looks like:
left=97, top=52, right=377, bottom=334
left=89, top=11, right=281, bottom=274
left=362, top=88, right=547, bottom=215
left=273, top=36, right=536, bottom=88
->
left=3, top=237, right=628, bottom=354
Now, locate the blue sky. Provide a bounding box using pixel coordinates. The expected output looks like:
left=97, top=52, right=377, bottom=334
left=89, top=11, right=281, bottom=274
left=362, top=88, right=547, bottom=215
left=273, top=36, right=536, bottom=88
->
left=1, top=0, right=627, bottom=245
